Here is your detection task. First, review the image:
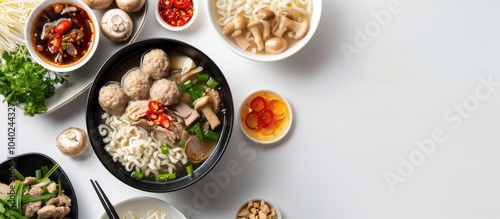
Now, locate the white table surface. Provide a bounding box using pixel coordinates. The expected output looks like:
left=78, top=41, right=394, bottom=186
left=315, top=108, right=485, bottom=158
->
left=2, top=0, right=500, bottom=218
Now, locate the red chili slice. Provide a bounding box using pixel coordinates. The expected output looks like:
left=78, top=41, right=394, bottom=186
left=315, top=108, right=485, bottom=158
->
left=55, top=20, right=72, bottom=35
left=173, top=0, right=190, bottom=9
left=250, top=96, right=266, bottom=113
left=148, top=100, right=164, bottom=114
left=47, top=34, right=62, bottom=53
left=158, top=115, right=171, bottom=129
left=259, top=110, right=274, bottom=128
left=146, top=110, right=161, bottom=123
left=245, top=112, right=259, bottom=129
left=160, top=0, right=173, bottom=8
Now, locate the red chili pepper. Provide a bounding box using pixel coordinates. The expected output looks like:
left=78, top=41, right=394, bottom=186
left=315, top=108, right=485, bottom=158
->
left=160, top=0, right=172, bottom=8
left=55, top=20, right=72, bottom=35
left=250, top=96, right=266, bottom=113
left=245, top=112, right=259, bottom=129
left=146, top=110, right=161, bottom=123
left=259, top=110, right=274, bottom=128
left=173, top=0, right=190, bottom=9
left=158, top=115, right=171, bottom=129
left=148, top=100, right=164, bottom=114
left=47, top=34, right=62, bottom=53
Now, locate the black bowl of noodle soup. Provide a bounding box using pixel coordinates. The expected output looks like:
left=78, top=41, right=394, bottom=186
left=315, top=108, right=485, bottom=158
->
left=86, top=38, right=234, bottom=192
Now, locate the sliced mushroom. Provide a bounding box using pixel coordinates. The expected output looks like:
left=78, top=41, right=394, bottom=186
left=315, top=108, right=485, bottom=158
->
left=274, top=11, right=309, bottom=39
left=100, top=8, right=134, bottom=42
left=256, top=8, right=276, bottom=41
left=205, top=88, right=221, bottom=113
left=223, top=13, right=248, bottom=37
left=56, top=127, right=89, bottom=157
left=180, top=66, right=204, bottom=83
left=234, top=35, right=250, bottom=50
left=194, top=96, right=221, bottom=130
left=265, top=37, right=287, bottom=54
left=181, top=58, right=196, bottom=75
left=247, top=21, right=264, bottom=51
left=184, top=135, right=216, bottom=163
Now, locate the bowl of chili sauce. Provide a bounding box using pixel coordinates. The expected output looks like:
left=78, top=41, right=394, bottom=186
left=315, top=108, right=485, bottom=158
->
left=155, top=0, right=198, bottom=31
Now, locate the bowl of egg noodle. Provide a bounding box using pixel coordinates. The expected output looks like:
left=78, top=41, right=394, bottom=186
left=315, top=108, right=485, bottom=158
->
left=207, top=0, right=322, bottom=61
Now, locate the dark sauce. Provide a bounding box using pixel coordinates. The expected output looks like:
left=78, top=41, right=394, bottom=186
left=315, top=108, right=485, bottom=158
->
left=32, top=3, right=93, bottom=66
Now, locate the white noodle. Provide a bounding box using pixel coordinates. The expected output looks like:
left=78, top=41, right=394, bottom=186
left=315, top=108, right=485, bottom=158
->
left=98, top=113, right=189, bottom=180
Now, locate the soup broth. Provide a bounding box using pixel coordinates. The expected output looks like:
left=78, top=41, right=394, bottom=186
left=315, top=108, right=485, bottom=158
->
left=31, top=2, right=94, bottom=67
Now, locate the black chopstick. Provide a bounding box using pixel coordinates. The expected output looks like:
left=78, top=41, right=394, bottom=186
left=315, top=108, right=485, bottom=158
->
left=90, top=179, right=120, bottom=219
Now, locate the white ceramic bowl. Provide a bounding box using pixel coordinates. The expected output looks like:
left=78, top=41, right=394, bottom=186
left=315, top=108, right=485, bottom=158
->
left=239, top=90, right=293, bottom=145
left=207, top=0, right=322, bottom=62
left=155, top=0, right=199, bottom=31
left=24, top=0, right=100, bottom=72
left=235, top=198, right=282, bottom=219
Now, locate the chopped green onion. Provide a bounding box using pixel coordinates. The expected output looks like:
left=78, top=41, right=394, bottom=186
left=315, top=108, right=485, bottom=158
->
left=193, top=85, right=206, bottom=97
left=12, top=168, right=25, bottom=181
left=180, top=80, right=193, bottom=92
left=159, top=173, right=176, bottom=182
left=178, top=140, right=186, bottom=148
left=58, top=179, right=62, bottom=196
left=35, top=169, right=42, bottom=181
left=187, top=88, right=200, bottom=101
left=37, top=163, right=59, bottom=184
left=160, top=144, right=170, bottom=154
left=207, top=77, right=219, bottom=88
left=192, top=122, right=204, bottom=141
left=204, top=130, right=220, bottom=141
left=197, top=73, right=209, bottom=83
left=186, top=164, right=193, bottom=175
left=131, top=171, right=144, bottom=180
left=41, top=165, right=49, bottom=176
left=14, top=181, right=22, bottom=213
left=21, top=193, right=56, bottom=204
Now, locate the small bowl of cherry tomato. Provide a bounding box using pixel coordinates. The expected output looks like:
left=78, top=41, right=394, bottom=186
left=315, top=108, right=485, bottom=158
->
left=239, top=90, right=293, bottom=145
left=155, top=0, right=198, bottom=31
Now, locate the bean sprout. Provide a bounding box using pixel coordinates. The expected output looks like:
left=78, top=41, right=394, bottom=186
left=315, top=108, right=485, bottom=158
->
left=0, top=0, right=41, bottom=52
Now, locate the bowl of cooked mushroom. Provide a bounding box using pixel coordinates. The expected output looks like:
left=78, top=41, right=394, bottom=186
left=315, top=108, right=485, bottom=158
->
left=207, top=0, right=322, bottom=62
left=236, top=199, right=281, bottom=219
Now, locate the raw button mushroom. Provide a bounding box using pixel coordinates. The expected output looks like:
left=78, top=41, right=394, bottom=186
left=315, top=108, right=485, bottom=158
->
left=101, top=8, right=134, bottom=42
left=116, top=0, right=145, bottom=12
left=56, top=127, right=90, bottom=157
left=82, top=0, right=113, bottom=10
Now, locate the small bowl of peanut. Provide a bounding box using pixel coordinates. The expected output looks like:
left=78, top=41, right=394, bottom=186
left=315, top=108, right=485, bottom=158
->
left=236, top=198, right=281, bottom=219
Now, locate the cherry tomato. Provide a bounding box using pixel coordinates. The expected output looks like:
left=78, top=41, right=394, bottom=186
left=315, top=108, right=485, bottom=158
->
left=47, top=34, right=62, bottom=53
left=259, top=110, right=274, bottom=128
left=250, top=96, right=266, bottom=113
left=55, top=20, right=72, bottom=35
left=173, top=0, right=190, bottom=9
left=148, top=100, right=164, bottom=114
left=245, top=112, right=259, bottom=129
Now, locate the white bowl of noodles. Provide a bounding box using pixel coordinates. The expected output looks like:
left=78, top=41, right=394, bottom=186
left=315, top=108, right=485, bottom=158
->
left=207, top=0, right=321, bottom=62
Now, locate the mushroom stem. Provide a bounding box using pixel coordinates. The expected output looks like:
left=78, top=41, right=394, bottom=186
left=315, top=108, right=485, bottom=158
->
left=247, top=21, right=264, bottom=51
left=274, top=14, right=309, bottom=39
left=256, top=8, right=276, bottom=41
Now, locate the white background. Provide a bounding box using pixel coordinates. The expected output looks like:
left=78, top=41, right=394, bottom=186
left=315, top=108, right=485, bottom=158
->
left=2, top=0, right=500, bottom=218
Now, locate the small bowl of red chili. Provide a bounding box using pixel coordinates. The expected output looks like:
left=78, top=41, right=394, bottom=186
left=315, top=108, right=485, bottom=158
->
left=239, top=90, right=293, bottom=145
left=155, top=0, right=198, bottom=31
left=24, top=0, right=100, bottom=72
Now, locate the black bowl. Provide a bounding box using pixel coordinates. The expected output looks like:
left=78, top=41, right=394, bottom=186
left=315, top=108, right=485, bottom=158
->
left=0, top=153, right=78, bottom=218
left=86, top=38, right=234, bottom=192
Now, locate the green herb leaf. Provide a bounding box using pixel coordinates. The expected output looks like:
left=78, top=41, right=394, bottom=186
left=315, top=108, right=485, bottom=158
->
left=0, top=45, right=68, bottom=116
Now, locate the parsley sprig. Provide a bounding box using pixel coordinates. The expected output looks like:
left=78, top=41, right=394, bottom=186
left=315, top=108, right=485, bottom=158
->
left=0, top=45, right=68, bottom=116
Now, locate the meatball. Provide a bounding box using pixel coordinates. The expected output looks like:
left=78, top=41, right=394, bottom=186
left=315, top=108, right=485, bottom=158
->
left=150, top=79, right=181, bottom=106
left=141, top=49, right=170, bottom=80
left=98, top=83, right=129, bottom=115
left=122, top=67, right=151, bottom=100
